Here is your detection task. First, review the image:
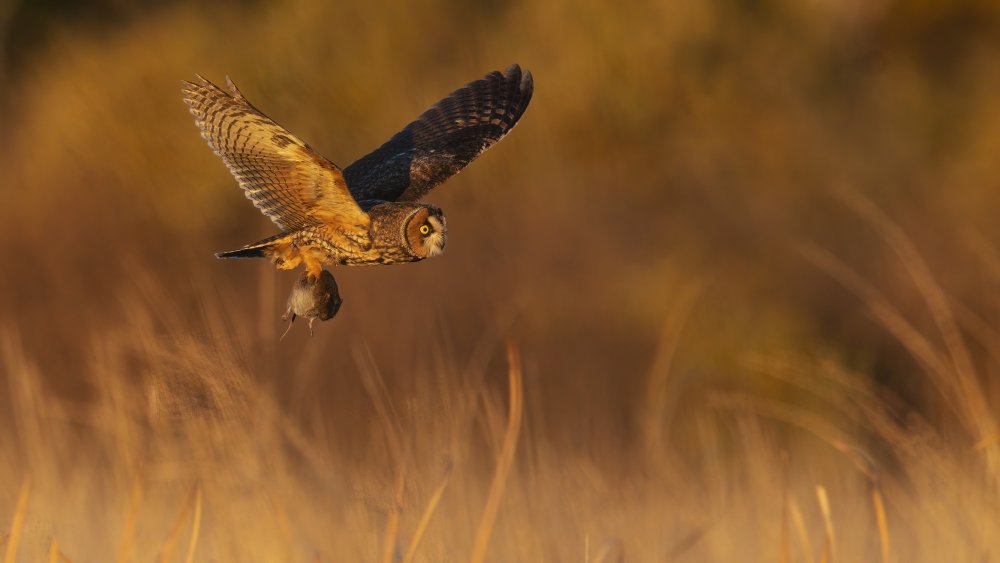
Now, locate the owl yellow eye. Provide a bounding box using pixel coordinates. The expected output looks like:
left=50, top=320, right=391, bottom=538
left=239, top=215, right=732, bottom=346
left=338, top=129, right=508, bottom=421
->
left=419, top=224, right=430, bottom=235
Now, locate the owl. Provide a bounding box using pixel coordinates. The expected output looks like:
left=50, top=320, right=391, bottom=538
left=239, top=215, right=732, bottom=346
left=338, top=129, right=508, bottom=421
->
left=182, top=65, right=533, bottom=315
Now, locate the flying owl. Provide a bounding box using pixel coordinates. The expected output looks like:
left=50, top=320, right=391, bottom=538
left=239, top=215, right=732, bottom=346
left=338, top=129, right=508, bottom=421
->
left=182, top=65, right=533, bottom=308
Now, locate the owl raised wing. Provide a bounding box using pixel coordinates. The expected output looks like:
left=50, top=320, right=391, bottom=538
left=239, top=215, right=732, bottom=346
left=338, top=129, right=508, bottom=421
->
left=182, top=76, right=370, bottom=234
left=343, top=64, right=534, bottom=204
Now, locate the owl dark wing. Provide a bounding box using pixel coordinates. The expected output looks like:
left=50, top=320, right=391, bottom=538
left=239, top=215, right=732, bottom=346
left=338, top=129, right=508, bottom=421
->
left=182, top=76, right=369, bottom=233
left=343, top=64, right=533, bottom=203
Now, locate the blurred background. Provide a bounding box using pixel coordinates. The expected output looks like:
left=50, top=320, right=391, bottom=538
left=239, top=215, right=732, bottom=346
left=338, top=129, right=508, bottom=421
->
left=1, top=0, right=1000, bottom=560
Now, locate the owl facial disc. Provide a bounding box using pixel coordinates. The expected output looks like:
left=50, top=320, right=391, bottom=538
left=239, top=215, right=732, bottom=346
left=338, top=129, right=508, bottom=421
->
left=405, top=206, right=448, bottom=258
left=424, top=214, right=447, bottom=256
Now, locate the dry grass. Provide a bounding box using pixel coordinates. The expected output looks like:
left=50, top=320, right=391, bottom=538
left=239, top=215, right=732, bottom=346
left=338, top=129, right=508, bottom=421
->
left=2, top=0, right=1000, bottom=560
left=1, top=219, right=998, bottom=559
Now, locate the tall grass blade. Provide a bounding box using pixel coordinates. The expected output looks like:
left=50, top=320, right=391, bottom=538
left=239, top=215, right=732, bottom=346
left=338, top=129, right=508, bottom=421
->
left=816, top=485, right=835, bottom=563
left=469, top=343, right=524, bottom=563
left=402, top=462, right=453, bottom=563
left=183, top=485, right=202, bottom=563
left=3, top=476, right=30, bottom=563
left=870, top=479, right=891, bottom=563
left=47, top=538, right=59, bottom=563
left=117, top=475, right=144, bottom=563
left=788, top=496, right=814, bottom=563
left=157, top=484, right=197, bottom=563
left=381, top=472, right=406, bottom=563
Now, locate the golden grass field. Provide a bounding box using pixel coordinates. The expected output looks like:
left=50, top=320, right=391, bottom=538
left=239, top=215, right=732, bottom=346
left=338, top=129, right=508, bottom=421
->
left=2, top=0, right=1000, bottom=560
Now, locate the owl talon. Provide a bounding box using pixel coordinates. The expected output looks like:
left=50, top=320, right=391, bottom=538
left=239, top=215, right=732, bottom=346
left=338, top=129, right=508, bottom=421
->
left=305, top=263, right=323, bottom=283
left=308, top=317, right=317, bottom=336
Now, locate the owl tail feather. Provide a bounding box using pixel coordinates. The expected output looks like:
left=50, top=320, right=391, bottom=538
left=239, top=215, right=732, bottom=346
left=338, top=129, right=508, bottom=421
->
left=215, top=232, right=291, bottom=259
left=216, top=247, right=267, bottom=259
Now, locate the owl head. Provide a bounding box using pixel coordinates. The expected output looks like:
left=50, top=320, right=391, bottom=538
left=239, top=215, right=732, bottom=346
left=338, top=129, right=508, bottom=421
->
left=404, top=204, right=448, bottom=258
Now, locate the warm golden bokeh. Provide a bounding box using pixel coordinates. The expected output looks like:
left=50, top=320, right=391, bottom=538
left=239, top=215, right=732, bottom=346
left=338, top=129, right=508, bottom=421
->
left=2, top=0, right=1000, bottom=560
